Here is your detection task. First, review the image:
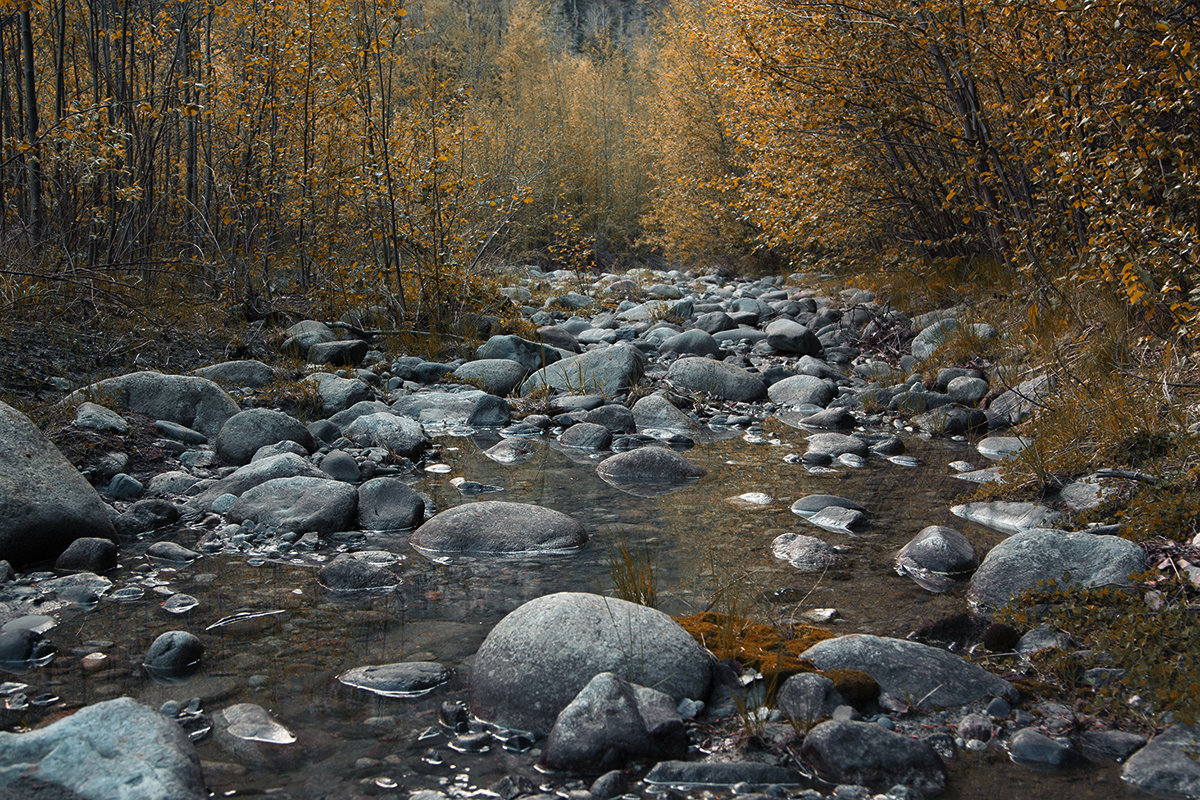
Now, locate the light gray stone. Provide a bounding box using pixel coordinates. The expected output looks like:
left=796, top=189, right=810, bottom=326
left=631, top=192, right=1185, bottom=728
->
left=452, top=359, right=528, bottom=396
left=228, top=476, right=358, bottom=534
left=522, top=345, right=644, bottom=398
left=215, top=408, right=315, bottom=466
left=344, top=412, right=428, bottom=457
left=410, top=501, right=586, bottom=555
left=69, top=371, right=238, bottom=437
left=768, top=375, right=837, bottom=408
left=193, top=359, right=277, bottom=388
left=666, top=357, right=764, bottom=402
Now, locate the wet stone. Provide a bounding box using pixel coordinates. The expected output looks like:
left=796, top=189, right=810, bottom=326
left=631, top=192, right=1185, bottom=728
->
left=143, top=631, right=203, bottom=682
left=1008, top=727, right=1082, bottom=770
left=338, top=662, right=450, bottom=698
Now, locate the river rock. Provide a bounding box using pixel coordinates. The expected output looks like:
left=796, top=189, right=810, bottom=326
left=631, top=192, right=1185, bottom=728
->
left=282, top=320, right=338, bottom=356
left=800, top=719, right=946, bottom=796
left=304, top=372, right=373, bottom=416
left=583, top=404, right=636, bottom=434
left=768, top=375, right=837, bottom=408
left=319, top=449, right=360, bottom=482
left=69, top=371, right=238, bottom=438
left=968, top=529, right=1147, bottom=610
left=977, top=436, right=1030, bottom=460
left=522, top=344, right=644, bottom=397
left=357, top=477, right=425, bottom=530
left=318, top=554, right=401, bottom=591
left=693, top=311, right=734, bottom=334
left=895, top=526, right=978, bottom=593
left=790, top=494, right=867, bottom=516
left=0, top=401, right=117, bottom=566
left=988, top=374, right=1053, bottom=426
left=0, top=696, right=205, bottom=799
left=951, top=501, right=1062, bottom=535
left=308, top=339, right=368, bottom=367
left=344, top=412, right=428, bottom=457
left=143, top=630, right=204, bottom=681
left=631, top=393, right=701, bottom=434
left=477, top=335, right=562, bottom=372
left=643, top=761, right=802, bottom=788
left=777, top=673, right=845, bottom=723
left=453, top=359, right=528, bottom=396
left=470, top=592, right=713, bottom=735
left=215, top=408, right=315, bottom=466
left=193, top=359, right=277, bottom=388
left=666, top=357, right=764, bottom=402
left=55, top=537, right=118, bottom=573
left=659, top=329, right=721, bottom=359
left=338, top=661, right=449, bottom=698
left=410, top=502, right=586, bottom=555
left=540, top=672, right=685, bottom=773
left=186, top=453, right=326, bottom=512
left=805, top=432, right=869, bottom=458
left=771, top=533, right=839, bottom=572
left=801, top=634, right=1016, bottom=707
left=559, top=422, right=612, bottom=450
left=913, top=405, right=988, bottom=436
left=73, top=401, right=130, bottom=434
left=765, top=318, right=822, bottom=355
left=467, top=394, right=512, bottom=428
left=1008, top=727, right=1082, bottom=769
left=596, top=447, right=705, bottom=490
left=114, top=498, right=183, bottom=536
left=1122, top=725, right=1200, bottom=797
left=228, top=476, right=358, bottom=533
left=391, top=390, right=489, bottom=427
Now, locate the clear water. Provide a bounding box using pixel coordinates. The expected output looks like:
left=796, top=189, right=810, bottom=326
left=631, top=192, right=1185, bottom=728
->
left=2, top=419, right=1144, bottom=799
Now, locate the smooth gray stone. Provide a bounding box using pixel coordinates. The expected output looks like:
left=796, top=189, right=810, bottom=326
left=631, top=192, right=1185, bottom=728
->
left=806, top=506, right=868, bottom=534
left=800, top=719, right=946, bottom=796
left=411, top=501, right=586, bottom=555
left=521, top=344, right=645, bottom=397
left=583, top=404, right=636, bottom=434
left=146, top=541, right=199, bottom=562
left=631, top=394, right=701, bottom=435
left=143, top=630, right=203, bottom=679
left=228, top=476, right=358, bottom=534
left=0, top=401, right=117, bottom=566
left=304, top=372, right=373, bottom=416
left=596, top=447, right=705, bottom=489
left=327, top=400, right=391, bottom=430
left=68, top=371, right=238, bottom=437
left=895, top=525, right=978, bottom=593
left=977, top=436, right=1031, bottom=461
left=114, top=499, right=182, bottom=536
left=765, top=318, right=822, bottom=355
left=470, top=592, right=712, bottom=735
left=251, top=440, right=309, bottom=462
left=154, top=420, right=207, bottom=444
left=54, top=537, right=118, bottom=573
left=0, top=697, right=205, bottom=799
left=344, top=412, right=428, bottom=457
left=467, top=394, right=511, bottom=428
left=540, top=673, right=658, bottom=773
left=946, top=375, right=989, bottom=405
left=951, top=501, right=1062, bottom=535
left=477, top=334, right=563, bottom=373
left=215, top=408, right=314, bottom=466
left=666, top=357, right=764, bottom=402
left=805, top=432, right=868, bottom=458
left=790, top=495, right=866, bottom=516
left=193, top=359, right=277, bottom=388
left=318, top=554, right=400, bottom=591
left=659, top=329, right=721, bottom=359
left=338, top=661, right=449, bottom=698
left=185, top=453, right=325, bottom=513
left=73, top=402, right=130, bottom=434
left=1008, top=727, right=1081, bottom=769
left=391, top=390, right=489, bottom=427
left=693, top=311, right=735, bottom=334
left=308, top=339, right=368, bottom=367
left=988, top=374, right=1053, bottom=426
left=319, top=450, right=360, bottom=482
left=559, top=422, right=612, bottom=451
left=452, top=359, right=528, bottom=396
left=968, top=529, right=1146, bottom=610
left=802, top=634, right=1017, bottom=707
left=913, top=405, right=987, bottom=436
left=768, top=375, right=837, bottom=408
left=281, top=320, right=338, bottom=355
left=777, top=673, right=845, bottom=722
left=356, top=478, right=425, bottom=530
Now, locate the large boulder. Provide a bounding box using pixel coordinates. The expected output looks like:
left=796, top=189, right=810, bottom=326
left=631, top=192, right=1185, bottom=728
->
left=344, top=412, right=428, bottom=457
left=666, top=358, right=764, bottom=402
left=357, top=478, right=425, bottom=530
left=1122, top=725, right=1200, bottom=799
left=801, top=634, right=1016, bottom=707
left=765, top=319, right=822, bottom=355
left=228, top=476, right=358, bottom=534
left=0, top=696, right=206, bottom=799
left=68, top=371, right=238, bottom=438
left=304, top=373, right=373, bottom=416
left=631, top=394, right=701, bottom=435
left=968, top=529, right=1146, bottom=610
left=470, top=592, right=713, bottom=735
left=215, top=408, right=315, bottom=466
left=521, top=345, right=644, bottom=397
left=0, top=402, right=117, bottom=566
left=410, top=502, right=586, bottom=555
left=800, top=719, right=946, bottom=796
left=767, top=375, right=837, bottom=408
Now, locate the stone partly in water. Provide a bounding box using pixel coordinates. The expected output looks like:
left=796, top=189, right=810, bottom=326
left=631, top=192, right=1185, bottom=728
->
left=228, top=476, right=359, bottom=534
left=595, top=447, right=705, bottom=496
left=344, top=412, right=429, bottom=458
left=143, top=630, right=204, bottom=683
left=665, top=357, right=765, bottom=402
left=802, top=634, right=1016, bottom=707
left=0, top=696, right=206, bottom=799
left=338, top=661, right=450, bottom=698
left=470, top=592, right=713, bottom=735
left=521, top=344, right=645, bottom=397
left=356, top=477, right=425, bottom=530
left=800, top=719, right=947, bottom=796
left=0, top=402, right=117, bottom=566
left=318, top=554, right=401, bottom=591
left=410, top=501, right=587, bottom=556
left=1121, top=725, right=1200, bottom=798
left=218, top=703, right=297, bottom=744
left=951, top=500, right=1062, bottom=535
left=771, top=533, right=839, bottom=572
left=895, top=526, right=978, bottom=593
left=968, top=529, right=1147, bottom=610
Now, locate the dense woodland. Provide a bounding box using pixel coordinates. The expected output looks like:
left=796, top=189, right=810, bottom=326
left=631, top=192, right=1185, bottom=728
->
left=0, top=0, right=1197, bottom=339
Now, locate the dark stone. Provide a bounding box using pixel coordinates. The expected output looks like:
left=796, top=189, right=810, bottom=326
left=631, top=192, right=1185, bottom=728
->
left=800, top=719, right=946, bottom=796
left=357, top=477, right=425, bottom=530
left=1008, top=727, right=1082, bottom=769
left=143, top=630, right=203, bottom=681
left=318, top=554, right=400, bottom=591
left=54, top=538, right=118, bottom=573
left=215, top=408, right=315, bottom=466
left=410, top=502, right=586, bottom=555
left=643, top=761, right=803, bottom=788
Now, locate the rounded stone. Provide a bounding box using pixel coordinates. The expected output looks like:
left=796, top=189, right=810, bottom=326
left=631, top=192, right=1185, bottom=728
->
left=469, top=592, right=713, bottom=735
left=410, top=501, right=587, bottom=555
left=216, top=408, right=315, bottom=466
left=143, top=631, right=203, bottom=681
left=54, top=537, right=118, bottom=573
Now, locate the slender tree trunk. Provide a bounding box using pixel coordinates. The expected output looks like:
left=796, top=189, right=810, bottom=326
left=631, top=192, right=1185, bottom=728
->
left=20, top=8, right=42, bottom=237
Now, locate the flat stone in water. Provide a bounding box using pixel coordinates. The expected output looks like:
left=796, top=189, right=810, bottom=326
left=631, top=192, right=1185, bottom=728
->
left=111, top=586, right=146, bottom=601
left=725, top=492, right=772, bottom=508
left=837, top=453, right=867, bottom=468
left=771, top=533, right=839, bottom=572
left=955, top=467, right=1004, bottom=483
left=223, top=703, right=296, bottom=744
left=806, top=506, right=869, bottom=534
left=643, top=760, right=805, bottom=788
left=951, top=501, right=1063, bottom=535
left=790, top=495, right=867, bottom=517
left=338, top=662, right=450, bottom=698
left=162, top=594, right=200, bottom=614
left=977, top=436, right=1031, bottom=461
left=484, top=439, right=537, bottom=464
left=888, top=455, right=920, bottom=467
left=0, top=615, right=56, bottom=635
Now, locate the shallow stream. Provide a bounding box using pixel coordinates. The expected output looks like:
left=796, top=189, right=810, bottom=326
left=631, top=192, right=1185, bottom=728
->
left=2, top=418, right=1145, bottom=799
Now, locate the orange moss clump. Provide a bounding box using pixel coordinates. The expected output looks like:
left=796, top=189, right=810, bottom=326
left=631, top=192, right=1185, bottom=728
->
left=674, top=611, right=834, bottom=682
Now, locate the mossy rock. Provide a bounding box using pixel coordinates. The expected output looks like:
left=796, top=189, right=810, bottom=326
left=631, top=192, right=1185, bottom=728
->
left=822, top=668, right=880, bottom=707
left=674, top=611, right=833, bottom=682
